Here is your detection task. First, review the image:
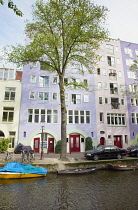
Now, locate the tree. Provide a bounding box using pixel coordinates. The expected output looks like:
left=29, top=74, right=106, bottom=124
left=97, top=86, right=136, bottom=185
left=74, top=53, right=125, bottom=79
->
left=7, top=0, right=109, bottom=160
left=0, top=0, right=23, bottom=16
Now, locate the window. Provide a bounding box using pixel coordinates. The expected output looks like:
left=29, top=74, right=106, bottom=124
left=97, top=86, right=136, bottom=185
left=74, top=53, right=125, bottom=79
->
left=71, top=94, right=81, bottom=104
left=53, top=110, right=58, bottom=123
left=100, top=112, right=104, bottom=122
left=111, top=98, right=119, bottom=109
left=124, top=48, right=132, bottom=57
left=107, top=113, right=126, bottom=126
left=106, top=44, right=114, bottom=54
left=9, top=132, right=15, bottom=148
left=28, top=109, right=58, bottom=123
left=107, top=56, right=115, bottom=67
left=129, top=84, right=138, bottom=93
left=99, top=97, right=102, bottom=104
left=102, top=69, right=107, bottom=76
left=97, top=68, right=100, bottom=75
left=126, top=59, right=133, bottom=66
left=52, top=77, right=58, bottom=84
left=4, top=87, right=16, bottom=101
left=52, top=93, right=58, bottom=100
left=30, top=75, right=36, bottom=83
left=121, top=99, right=124, bottom=105
left=125, top=135, right=128, bottom=144
left=109, top=69, right=117, bottom=77
left=135, top=49, right=138, bottom=56
left=103, top=83, right=108, bottom=89
left=118, top=71, right=122, bottom=77
left=84, top=94, right=89, bottom=102
left=105, top=98, right=108, bottom=104
left=127, top=71, right=136, bottom=79
left=67, top=110, right=90, bottom=124
left=98, top=82, right=102, bottom=90
left=38, top=92, right=49, bottom=103
left=64, top=78, right=69, bottom=85
left=131, top=113, right=138, bottom=124
left=110, top=83, right=118, bottom=94
left=117, top=58, right=120, bottom=64
left=0, top=68, right=15, bottom=80
left=130, top=98, right=138, bottom=106
left=2, top=107, right=14, bottom=122
left=39, top=76, right=49, bottom=87
left=71, top=78, right=80, bottom=89
left=29, top=91, right=35, bottom=100
left=83, top=79, right=88, bottom=85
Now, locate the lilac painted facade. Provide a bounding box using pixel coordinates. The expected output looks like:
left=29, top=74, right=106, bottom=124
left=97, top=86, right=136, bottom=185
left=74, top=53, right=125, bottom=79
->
left=120, top=41, right=138, bottom=144
left=18, top=57, right=97, bottom=153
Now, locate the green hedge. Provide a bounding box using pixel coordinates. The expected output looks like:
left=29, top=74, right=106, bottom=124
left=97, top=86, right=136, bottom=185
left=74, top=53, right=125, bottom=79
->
left=0, top=138, right=10, bottom=153
left=55, top=140, right=61, bottom=153
left=85, top=137, right=93, bottom=151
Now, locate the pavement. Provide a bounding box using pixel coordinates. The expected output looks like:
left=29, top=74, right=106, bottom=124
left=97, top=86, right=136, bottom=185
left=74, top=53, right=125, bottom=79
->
left=0, top=152, right=86, bottom=164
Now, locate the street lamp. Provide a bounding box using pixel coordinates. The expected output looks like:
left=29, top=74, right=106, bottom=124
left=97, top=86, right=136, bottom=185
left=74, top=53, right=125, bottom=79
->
left=40, top=125, right=44, bottom=160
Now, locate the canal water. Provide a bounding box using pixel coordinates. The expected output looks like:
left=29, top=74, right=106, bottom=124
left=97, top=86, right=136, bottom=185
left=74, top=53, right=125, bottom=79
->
left=0, top=170, right=138, bottom=210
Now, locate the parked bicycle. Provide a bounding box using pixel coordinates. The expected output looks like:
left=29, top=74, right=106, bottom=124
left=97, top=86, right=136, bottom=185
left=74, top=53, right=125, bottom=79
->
left=20, top=149, right=35, bottom=163
left=5, top=151, right=12, bottom=161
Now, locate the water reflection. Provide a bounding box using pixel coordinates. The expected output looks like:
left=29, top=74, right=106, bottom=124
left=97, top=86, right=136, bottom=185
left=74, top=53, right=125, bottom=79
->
left=0, top=170, right=138, bottom=210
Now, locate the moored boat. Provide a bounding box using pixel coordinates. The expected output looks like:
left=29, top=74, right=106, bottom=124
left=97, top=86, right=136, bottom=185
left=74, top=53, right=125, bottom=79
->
left=107, top=164, right=138, bottom=171
left=57, top=167, right=98, bottom=175
left=0, top=162, right=47, bottom=179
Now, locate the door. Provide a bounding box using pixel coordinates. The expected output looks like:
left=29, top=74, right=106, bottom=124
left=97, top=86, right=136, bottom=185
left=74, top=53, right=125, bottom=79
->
left=114, top=136, right=122, bottom=148
left=70, top=135, right=80, bottom=152
left=48, top=138, right=54, bottom=153
left=34, top=138, right=40, bottom=153
left=100, top=137, right=105, bottom=145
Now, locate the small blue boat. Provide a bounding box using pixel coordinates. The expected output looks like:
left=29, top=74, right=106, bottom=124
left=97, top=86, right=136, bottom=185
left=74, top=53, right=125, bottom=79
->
left=0, top=162, right=47, bottom=179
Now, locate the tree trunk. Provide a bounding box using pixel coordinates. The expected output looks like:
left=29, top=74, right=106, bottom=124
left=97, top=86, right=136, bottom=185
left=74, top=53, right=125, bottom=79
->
left=59, top=75, right=68, bottom=160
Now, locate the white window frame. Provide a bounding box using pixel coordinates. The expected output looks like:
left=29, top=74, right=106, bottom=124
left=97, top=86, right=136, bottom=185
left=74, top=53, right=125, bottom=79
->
left=38, top=92, right=49, bottom=103
left=29, top=91, right=35, bottom=100
left=30, top=75, right=36, bottom=83
left=39, top=76, right=49, bottom=87
left=84, top=94, right=89, bottom=102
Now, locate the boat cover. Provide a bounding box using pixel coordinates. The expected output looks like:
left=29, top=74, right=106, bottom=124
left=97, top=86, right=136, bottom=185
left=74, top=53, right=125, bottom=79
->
left=0, top=162, right=47, bottom=175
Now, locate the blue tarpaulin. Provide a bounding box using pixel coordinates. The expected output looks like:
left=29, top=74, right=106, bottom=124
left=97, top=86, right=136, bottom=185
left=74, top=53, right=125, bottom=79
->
left=0, top=162, right=47, bottom=175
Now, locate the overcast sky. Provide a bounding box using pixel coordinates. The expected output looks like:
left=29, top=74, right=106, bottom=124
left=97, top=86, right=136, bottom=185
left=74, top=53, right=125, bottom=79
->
left=0, top=0, right=138, bottom=50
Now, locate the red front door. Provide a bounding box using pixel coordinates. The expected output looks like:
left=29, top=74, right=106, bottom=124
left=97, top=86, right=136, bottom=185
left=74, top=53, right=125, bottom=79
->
left=34, top=138, right=40, bottom=153
left=48, top=138, right=54, bottom=153
left=114, top=136, right=122, bottom=148
left=100, top=137, right=105, bottom=145
left=70, top=135, right=80, bottom=152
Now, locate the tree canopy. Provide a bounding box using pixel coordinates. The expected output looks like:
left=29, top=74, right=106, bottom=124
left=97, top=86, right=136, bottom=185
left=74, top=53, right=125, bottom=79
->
left=0, top=0, right=23, bottom=16
left=8, top=0, right=109, bottom=160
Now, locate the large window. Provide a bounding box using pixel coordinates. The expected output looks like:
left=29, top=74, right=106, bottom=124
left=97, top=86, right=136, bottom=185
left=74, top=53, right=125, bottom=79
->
left=129, top=84, right=138, bottom=93
left=2, top=107, right=14, bottom=122
left=131, top=113, right=138, bottom=124
left=39, top=76, right=49, bottom=87
left=38, top=92, right=49, bottom=103
left=4, top=87, right=16, bottom=101
left=0, top=68, right=15, bottom=80
left=71, top=94, right=81, bottom=104
left=106, top=44, right=114, bottom=54
left=67, top=110, right=90, bottom=124
left=28, top=109, right=58, bottom=123
left=107, top=113, right=126, bottom=126
left=107, top=56, right=115, bottom=67
left=124, top=48, right=132, bottom=57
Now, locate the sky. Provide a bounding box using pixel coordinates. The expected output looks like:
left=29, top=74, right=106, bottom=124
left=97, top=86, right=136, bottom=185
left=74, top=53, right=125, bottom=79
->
left=0, top=0, right=138, bottom=50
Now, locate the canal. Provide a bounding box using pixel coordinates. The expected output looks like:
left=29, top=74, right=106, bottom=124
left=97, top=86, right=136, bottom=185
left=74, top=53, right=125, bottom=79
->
left=0, top=170, right=138, bottom=210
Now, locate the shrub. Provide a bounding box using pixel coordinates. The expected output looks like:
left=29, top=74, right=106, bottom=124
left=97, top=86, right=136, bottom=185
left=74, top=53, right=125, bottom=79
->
left=85, top=137, right=93, bottom=151
left=0, top=138, right=10, bottom=153
left=55, top=140, right=61, bottom=153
